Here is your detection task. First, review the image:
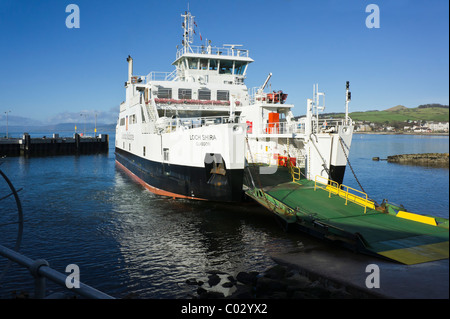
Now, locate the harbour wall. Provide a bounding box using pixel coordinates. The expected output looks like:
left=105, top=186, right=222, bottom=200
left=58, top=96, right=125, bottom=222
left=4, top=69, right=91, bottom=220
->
left=0, top=133, right=109, bottom=157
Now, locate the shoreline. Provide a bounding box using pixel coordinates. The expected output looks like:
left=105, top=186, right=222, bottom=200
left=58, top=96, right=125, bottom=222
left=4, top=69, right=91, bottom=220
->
left=355, top=132, right=449, bottom=136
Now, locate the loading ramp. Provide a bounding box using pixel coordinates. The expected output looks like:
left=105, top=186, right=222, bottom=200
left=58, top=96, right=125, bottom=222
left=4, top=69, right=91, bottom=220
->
left=245, top=175, right=449, bottom=265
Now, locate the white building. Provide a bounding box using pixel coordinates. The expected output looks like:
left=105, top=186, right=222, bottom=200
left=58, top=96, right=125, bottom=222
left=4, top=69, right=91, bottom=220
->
left=426, top=122, right=449, bottom=132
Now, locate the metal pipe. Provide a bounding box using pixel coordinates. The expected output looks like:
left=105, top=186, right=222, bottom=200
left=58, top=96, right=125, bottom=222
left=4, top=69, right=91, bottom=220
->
left=0, top=244, right=115, bottom=299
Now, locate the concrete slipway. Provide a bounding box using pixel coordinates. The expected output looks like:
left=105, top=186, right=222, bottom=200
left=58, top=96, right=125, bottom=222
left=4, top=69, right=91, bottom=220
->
left=271, top=239, right=449, bottom=299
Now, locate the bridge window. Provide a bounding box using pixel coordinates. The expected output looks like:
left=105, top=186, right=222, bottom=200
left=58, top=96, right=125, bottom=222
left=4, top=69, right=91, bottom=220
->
left=234, top=61, right=247, bottom=75
left=200, top=59, right=208, bottom=70
left=188, top=58, right=198, bottom=69
left=219, top=60, right=233, bottom=74
left=209, top=59, right=218, bottom=71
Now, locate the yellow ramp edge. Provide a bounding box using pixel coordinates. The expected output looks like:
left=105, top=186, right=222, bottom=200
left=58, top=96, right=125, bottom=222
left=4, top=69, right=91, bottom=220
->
left=397, top=211, right=438, bottom=226
left=378, top=241, right=449, bottom=265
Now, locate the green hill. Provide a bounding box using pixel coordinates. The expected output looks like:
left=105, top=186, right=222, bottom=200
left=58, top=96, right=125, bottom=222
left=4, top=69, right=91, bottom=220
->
left=327, top=105, right=449, bottom=124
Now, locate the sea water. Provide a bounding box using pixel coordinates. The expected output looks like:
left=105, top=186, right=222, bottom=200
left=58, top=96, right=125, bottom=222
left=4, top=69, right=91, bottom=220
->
left=0, top=133, right=448, bottom=298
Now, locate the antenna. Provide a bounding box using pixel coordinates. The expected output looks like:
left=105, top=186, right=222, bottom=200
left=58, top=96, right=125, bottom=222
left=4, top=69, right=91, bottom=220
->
left=223, top=44, right=243, bottom=56
left=345, top=81, right=351, bottom=125
left=181, top=11, right=195, bottom=52
left=312, top=84, right=325, bottom=133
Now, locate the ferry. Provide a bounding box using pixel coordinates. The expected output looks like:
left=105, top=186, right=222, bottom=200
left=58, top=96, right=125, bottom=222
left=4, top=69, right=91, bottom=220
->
left=115, top=11, right=354, bottom=202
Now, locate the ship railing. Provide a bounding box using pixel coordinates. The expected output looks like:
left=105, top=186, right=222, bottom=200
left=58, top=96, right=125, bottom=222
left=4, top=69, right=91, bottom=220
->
left=261, top=122, right=305, bottom=135
left=318, top=118, right=344, bottom=129
left=154, top=98, right=241, bottom=107
left=176, top=45, right=249, bottom=60
left=249, top=88, right=287, bottom=105
left=314, top=175, right=375, bottom=214
left=162, top=115, right=241, bottom=133
left=145, top=70, right=178, bottom=82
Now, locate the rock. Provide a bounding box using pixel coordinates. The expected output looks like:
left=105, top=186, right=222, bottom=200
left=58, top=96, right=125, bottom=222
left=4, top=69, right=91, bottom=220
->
left=236, top=271, right=259, bottom=285
left=197, top=287, right=207, bottom=295
left=186, top=278, right=199, bottom=285
left=222, top=281, right=234, bottom=288
left=206, top=270, right=227, bottom=275
left=387, top=153, right=449, bottom=167
left=207, top=274, right=221, bottom=287
left=227, top=275, right=236, bottom=284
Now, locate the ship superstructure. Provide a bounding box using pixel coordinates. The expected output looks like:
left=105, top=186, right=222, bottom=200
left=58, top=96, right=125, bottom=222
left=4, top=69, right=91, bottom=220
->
left=243, top=79, right=354, bottom=187
left=115, top=12, right=250, bottom=202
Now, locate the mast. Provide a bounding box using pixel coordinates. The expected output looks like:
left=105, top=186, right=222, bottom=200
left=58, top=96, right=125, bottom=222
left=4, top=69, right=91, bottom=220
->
left=181, top=11, right=195, bottom=53
left=345, top=81, right=351, bottom=125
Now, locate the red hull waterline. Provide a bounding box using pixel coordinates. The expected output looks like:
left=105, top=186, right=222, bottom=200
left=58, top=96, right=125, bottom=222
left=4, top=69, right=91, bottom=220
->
left=115, top=160, right=207, bottom=201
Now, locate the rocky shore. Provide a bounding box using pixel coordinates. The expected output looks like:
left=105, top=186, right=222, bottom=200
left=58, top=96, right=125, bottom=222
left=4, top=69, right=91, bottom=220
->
left=386, top=153, right=449, bottom=167
left=185, top=264, right=369, bottom=299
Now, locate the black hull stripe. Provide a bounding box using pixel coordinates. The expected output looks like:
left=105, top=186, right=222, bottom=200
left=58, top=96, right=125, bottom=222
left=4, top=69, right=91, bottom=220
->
left=115, top=148, right=245, bottom=202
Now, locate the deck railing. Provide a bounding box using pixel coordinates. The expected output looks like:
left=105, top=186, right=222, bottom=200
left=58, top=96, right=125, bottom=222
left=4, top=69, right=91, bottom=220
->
left=314, top=175, right=375, bottom=213
left=176, top=45, right=250, bottom=60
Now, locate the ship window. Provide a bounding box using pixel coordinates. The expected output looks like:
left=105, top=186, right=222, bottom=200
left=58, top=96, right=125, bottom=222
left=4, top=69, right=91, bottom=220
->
left=163, top=148, right=169, bottom=161
left=120, top=118, right=125, bottom=126
left=198, top=89, right=211, bottom=100
left=157, top=87, right=172, bottom=99
left=143, top=146, right=146, bottom=157
left=209, top=59, right=218, bottom=71
left=189, top=58, right=198, bottom=69
left=219, top=60, right=233, bottom=74
left=200, top=59, right=208, bottom=70
left=217, top=90, right=229, bottom=101
left=234, top=61, right=246, bottom=75
left=178, top=88, right=192, bottom=100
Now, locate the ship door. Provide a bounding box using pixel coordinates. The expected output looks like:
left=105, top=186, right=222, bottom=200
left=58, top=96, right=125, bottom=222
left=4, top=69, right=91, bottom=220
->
left=204, top=153, right=228, bottom=187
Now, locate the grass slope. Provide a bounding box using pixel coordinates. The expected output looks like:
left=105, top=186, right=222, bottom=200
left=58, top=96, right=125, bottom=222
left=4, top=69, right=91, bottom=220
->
left=329, top=107, right=449, bottom=124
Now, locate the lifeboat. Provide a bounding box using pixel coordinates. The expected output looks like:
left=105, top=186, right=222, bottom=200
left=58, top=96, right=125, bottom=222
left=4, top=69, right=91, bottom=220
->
left=266, top=90, right=288, bottom=104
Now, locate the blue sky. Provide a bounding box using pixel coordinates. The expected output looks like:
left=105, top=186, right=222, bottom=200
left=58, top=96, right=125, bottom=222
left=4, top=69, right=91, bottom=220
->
left=0, top=0, right=448, bottom=126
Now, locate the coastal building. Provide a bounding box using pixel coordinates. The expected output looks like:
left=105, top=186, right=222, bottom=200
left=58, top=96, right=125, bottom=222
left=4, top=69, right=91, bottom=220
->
left=426, top=121, right=449, bottom=133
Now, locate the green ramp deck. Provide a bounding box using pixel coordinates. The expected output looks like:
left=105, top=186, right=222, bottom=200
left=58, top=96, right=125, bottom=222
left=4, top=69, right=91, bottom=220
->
left=246, top=179, right=449, bottom=265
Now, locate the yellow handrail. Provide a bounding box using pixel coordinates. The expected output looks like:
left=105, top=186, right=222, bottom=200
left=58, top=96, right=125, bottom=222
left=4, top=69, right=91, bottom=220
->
left=290, top=165, right=301, bottom=182
left=314, top=175, right=375, bottom=213
left=314, top=175, right=339, bottom=198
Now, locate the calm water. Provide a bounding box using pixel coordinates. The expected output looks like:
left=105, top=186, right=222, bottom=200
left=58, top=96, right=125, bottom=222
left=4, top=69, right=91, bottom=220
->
left=0, top=133, right=448, bottom=298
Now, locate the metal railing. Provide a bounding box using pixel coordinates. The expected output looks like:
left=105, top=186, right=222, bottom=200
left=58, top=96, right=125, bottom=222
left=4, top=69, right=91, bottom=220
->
left=176, top=45, right=250, bottom=60
left=160, top=115, right=240, bottom=133
left=314, top=175, right=375, bottom=214
left=262, top=122, right=305, bottom=135
left=0, top=244, right=115, bottom=299
left=289, top=163, right=301, bottom=182
left=145, top=69, right=178, bottom=82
